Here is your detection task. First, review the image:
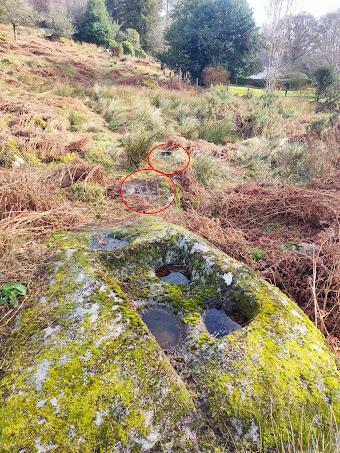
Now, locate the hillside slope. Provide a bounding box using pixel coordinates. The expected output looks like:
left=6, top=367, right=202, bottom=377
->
left=0, top=23, right=340, bottom=363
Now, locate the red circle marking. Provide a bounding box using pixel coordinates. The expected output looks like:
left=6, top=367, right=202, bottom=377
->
left=148, top=143, right=190, bottom=176
left=120, top=169, right=176, bottom=215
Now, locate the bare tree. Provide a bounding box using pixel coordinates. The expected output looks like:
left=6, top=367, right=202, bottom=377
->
left=149, top=0, right=178, bottom=53
left=0, top=0, right=36, bottom=41
left=29, top=0, right=49, bottom=13
left=66, top=0, right=88, bottom=31
left=281, top=12, right=318, bottom=74
left=264, top=0, right=299, bottom=91
left=162, top=0, right=178, bottom=26
left=148, top=17, right=166, bottom=53
left=261, top=7, right=340, bottom=81
left=47, top=2, right=76, bottom=38
left=318, top=10, right=340, bottom=74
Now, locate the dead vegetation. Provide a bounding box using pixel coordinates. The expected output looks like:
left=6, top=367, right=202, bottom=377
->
left=165, top=170, right=340, bottom=354
left=52, top=158, right=109, bottom=188
left=0, top=92, right=77, bottom=164
left=0, top=168, right=86, bottom=279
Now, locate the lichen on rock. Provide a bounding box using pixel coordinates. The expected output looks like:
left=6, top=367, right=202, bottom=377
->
left=1, top=218, right=339, bottom=452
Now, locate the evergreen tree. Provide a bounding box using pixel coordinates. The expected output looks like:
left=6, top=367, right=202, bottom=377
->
left=160, top=0, right=259, bottom=82
left=313, top=67, right=338, bottom=102
left=80, top=0, right=119, bottom=47
left=106, top=0, right=161, bottom=50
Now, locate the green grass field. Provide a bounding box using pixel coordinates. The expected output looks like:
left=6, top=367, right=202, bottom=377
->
left=229, top=85, right=315, bottom=98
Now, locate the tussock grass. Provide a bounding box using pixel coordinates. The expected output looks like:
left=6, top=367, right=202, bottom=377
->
left=122, top=127, right=157, bottom=168
left=151, top=93, right=181, bottom=111
left=199, top=119, right=238, bottom=144
left=271, top=141, right=310, bottom=181
left=68, top=181, right=105, bottom=203
left=193, top=153, right=225, bottom=188
left=179, top=115, right=200, bottom=138
left=269, top=406, right=340, bottom=453
left=69, top=109, right=87, bottom=132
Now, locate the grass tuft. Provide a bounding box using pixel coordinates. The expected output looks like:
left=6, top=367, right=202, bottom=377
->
left=122, top=127, right=157, bottom=169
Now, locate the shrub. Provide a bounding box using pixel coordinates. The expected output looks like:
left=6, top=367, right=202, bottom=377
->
left=236, top=95, right=285, bottom=139
left=326, top=83, right=340, bottom=107
left=202, top=66, right=230, bottom=86
left=139, top=78, right=157, bottom=89
left=135, top=48, right=147, bottom=58
left=306, top=116, right=329, bottom=134
left=205, top=85, right=236, bottom=111
left=125, top=28, right=140, bottom=48
left=109, top=41, right=123, bottom=57
left=234, top=77, right=247, bottom=86
left=280, top=73, right=311, bottom=91
left=261, top=92, right=279, bottom=108
left=250, top=109, right=283, bottom=138
left=238, top=78, right=266, bottom=88
left=252, top=79, right=266, bottom=88
left=122, top=41, right=135, bottom=56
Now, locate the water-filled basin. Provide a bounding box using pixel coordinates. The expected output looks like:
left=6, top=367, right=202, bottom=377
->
left=142, top=310, right=181, bottom=349
left=156, top=264, right=190, bottom=285
left=92, top=236, right=129, bottom=251
left=203, top=308, right=241, bottom=338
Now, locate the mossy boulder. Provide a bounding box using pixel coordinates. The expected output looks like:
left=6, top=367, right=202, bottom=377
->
left=1, top=218, right=339, bottom=452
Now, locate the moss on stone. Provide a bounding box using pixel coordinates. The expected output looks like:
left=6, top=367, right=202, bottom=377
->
left=100, top=218, right=340, bottom=451
left=0, top=234, right=197, bottom=451
left=1, top=218, right=339, bottom=452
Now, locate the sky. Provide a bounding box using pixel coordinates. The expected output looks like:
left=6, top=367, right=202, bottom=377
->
left=247, top=0, right=339, bottom=25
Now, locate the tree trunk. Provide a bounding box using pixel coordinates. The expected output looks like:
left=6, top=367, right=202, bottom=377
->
left=13, top=24, right=18, bottom=42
